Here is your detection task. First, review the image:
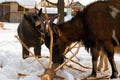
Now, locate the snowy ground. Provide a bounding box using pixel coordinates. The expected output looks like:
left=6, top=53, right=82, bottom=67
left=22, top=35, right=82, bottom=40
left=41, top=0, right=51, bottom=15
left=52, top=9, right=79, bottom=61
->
left=0, top=22, right=120, bottom=80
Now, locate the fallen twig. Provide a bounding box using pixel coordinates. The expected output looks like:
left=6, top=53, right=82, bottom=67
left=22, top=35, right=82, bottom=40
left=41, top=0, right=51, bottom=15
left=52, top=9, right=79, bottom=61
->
left=64, top=42, right=78, bottom=55
left=15, top=35, right=46, bottom=69
left=81, top=75, right=110, bottom=80
left=18, top=72, right=64, bottom=80
left=65, top=57, right=91, bottom=69
left=55, top=42, right=81, bottom=72
left=64, top=42, right=80, bottom=61
left=18, top=73, right=42, bottom=77
left=70, top=50, right=80, bottom=61
left=65, top=64, right=86, bottom=72
left=29, top=55, right=49, bottom=58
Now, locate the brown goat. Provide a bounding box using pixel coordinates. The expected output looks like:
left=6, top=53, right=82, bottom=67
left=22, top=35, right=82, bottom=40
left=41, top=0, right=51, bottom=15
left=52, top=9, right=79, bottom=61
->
left=98, top=46, right=120, bottom=72
left=45, top=0, right=120, bottom=79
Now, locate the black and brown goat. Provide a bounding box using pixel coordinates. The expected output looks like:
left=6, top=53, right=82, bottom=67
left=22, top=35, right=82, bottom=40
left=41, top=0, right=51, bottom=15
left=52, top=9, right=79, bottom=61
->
left=17, top=8, right=45, bottom=59
left=45, top=0, right=120, bottom=79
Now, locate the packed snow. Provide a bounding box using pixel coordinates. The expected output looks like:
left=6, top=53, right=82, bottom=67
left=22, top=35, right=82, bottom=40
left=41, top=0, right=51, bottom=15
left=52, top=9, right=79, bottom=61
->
left=0, top=19, right=120, bottom=80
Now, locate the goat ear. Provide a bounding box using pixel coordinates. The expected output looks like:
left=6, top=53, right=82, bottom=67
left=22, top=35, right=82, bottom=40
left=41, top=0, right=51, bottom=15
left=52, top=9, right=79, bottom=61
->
left=52, top=24, right=62, bottom=38
left=23, top=14, right=34, bottom=22
left=38, top=8, right=42, bottom=16
left=52, top=24, right=59, bottom=34
left=23, top=14, right=26, bottom=17
left=23, top=14, right=27, bottom=19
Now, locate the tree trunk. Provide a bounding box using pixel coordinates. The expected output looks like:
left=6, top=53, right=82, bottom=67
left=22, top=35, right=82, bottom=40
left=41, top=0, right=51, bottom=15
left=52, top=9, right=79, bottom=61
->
left=57, top=0, right=64, bottom=24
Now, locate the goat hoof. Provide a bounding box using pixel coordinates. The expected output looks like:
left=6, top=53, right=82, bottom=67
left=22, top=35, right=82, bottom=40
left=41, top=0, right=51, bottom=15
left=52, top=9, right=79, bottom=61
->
left=23, top=54, right=29, bottom=59
left=88, top=74, right=96, bottom=78
left=110, top=73, right=119, bottom=79
left=35, top=55, right=41, bottom=58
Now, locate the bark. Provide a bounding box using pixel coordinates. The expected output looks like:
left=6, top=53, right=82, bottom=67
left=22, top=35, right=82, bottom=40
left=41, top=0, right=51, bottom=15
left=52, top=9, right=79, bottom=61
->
left=57, top=0, right=64, bottom=23
left=46, top=0, right=65, bottom=23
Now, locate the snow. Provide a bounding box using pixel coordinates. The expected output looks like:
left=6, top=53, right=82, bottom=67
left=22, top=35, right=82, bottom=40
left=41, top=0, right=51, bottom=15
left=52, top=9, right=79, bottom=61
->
left=0, top=17, right=120, bottom=80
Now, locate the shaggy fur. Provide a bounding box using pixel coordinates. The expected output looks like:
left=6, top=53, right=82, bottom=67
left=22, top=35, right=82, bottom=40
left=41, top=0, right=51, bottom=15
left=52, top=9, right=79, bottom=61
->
left=45, top=0, right=120, bottom=78
left=18, top=8, right=45, bottom=59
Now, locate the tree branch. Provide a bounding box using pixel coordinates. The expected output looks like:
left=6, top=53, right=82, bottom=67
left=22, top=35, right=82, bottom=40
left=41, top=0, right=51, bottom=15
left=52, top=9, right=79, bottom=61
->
left=46, top=0, right=57, bottom=6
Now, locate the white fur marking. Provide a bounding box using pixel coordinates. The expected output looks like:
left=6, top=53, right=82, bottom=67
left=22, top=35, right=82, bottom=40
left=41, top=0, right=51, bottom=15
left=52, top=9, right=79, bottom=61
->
left=112, top=30, right=119, bottom=46
left=35, top=21, right=41, bottom=27
left=109, top=6, right=119, bottom=18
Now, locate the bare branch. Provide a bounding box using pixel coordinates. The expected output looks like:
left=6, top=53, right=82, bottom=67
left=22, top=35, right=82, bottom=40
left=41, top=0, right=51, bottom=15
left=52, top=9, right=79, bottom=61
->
left=49, top=14, right=60, bottom=24
left=65, top=57, right=91, bottom=69
left=18, top=73, right=42, bottom=77
left=65, top=64, right=86, bottom=72
left=69, top=0, right=75, bottom=6
left=15, top=35, right=46, bottom=69
left=44, top=0, right=53, bottom=69
left=64, top=42, right=78, bottom=55
left=55, top=42, right=81, bottom=72
left=46, top=0, right=57, bottom=6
